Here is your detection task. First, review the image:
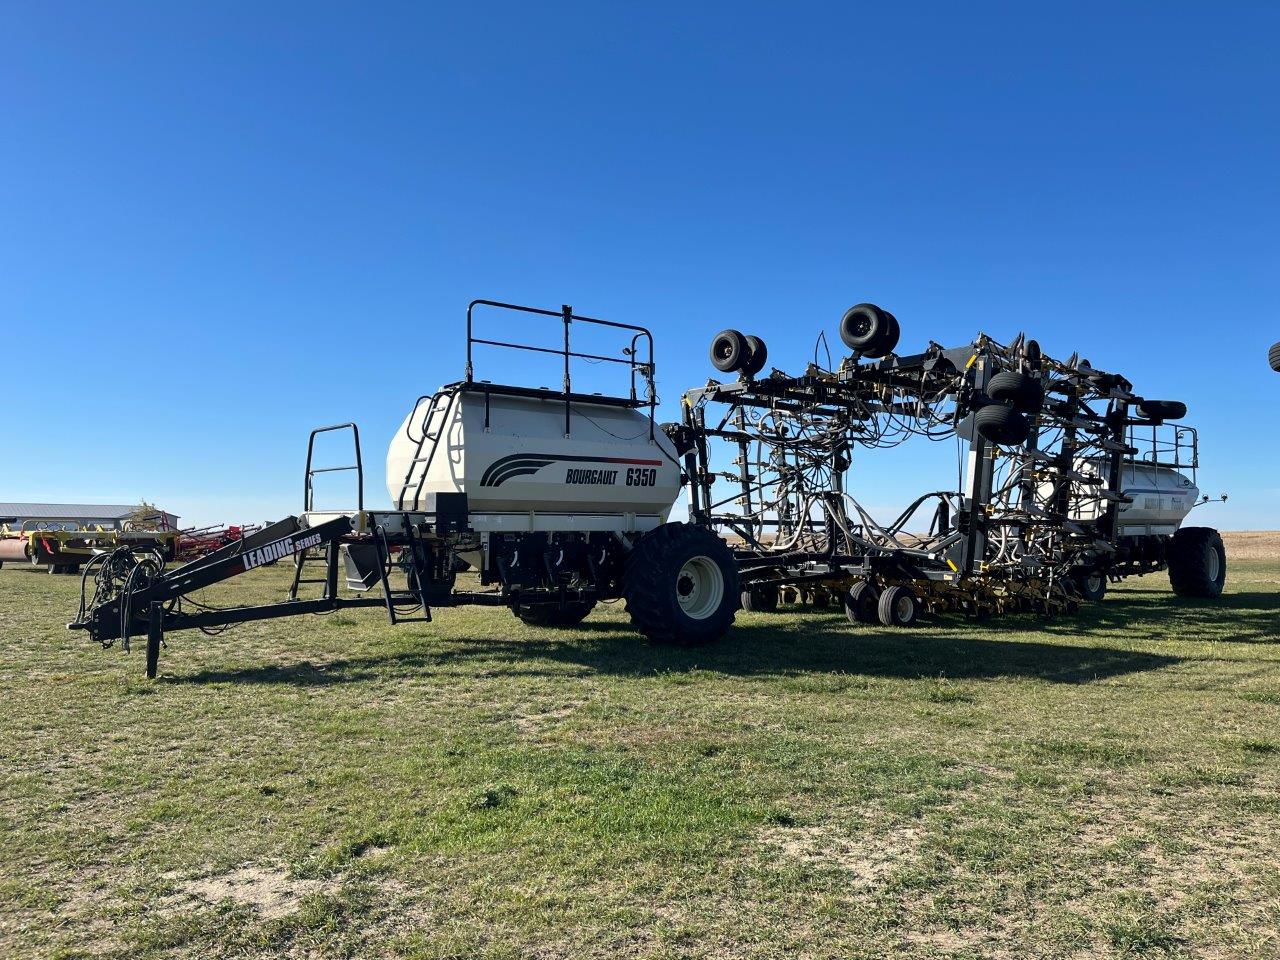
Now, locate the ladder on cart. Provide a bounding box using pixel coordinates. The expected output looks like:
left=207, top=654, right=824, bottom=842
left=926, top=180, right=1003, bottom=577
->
left=394, top=388, right=458, bottom=511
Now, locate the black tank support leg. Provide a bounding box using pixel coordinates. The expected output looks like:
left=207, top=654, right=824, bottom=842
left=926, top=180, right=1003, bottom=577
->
left=146, top=601, right=163, bottom=679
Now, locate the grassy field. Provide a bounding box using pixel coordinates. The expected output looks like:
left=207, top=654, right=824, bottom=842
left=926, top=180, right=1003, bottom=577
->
left=2, top=558, right=1279, bottom=959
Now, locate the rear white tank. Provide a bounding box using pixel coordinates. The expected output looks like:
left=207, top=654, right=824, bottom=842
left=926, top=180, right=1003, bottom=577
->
left=386, top=386, right=682, bottom=532
left=1044, top=460, right=1199, bottom=537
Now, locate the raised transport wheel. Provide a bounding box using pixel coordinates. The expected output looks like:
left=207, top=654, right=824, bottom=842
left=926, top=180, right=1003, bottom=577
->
left=1134, top=399, right=1187, bottom=422
left=710, top=329, right=749, bottom=373
left=839, top=303, right=897, bottom=358
left=986, top=371, right=1044, bottom=414
left=742, top=335, right=769, bottom=377
left=975, top=404, right=1031, bottom=446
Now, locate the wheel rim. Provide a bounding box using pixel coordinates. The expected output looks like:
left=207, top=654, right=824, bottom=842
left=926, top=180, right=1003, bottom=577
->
left=895, top=593, right=914, bottom=621
left=676, top=556, right=724, bottom=621
left=1207, top=548, right=1221, bottom=582
left=1086, top=573, right=1104, bottom=596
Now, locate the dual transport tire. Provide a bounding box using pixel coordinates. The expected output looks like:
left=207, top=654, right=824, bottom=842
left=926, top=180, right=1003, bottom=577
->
left=974, top=404, right=1031, bottom=446
left=1134, top=399, right=1187, bottom=423
left=986, top=371, right=1044, bottom=414
left=974, top=369, right=1041, bottom=447
left=843, top=581, right=921, bottom=627
left=710, top=330, right=769, bottom=377
left=838, top=303, right=900, bottom=358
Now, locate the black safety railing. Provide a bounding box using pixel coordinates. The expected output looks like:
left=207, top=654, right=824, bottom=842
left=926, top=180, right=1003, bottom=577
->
left=464, top=299, right=657, bottom=438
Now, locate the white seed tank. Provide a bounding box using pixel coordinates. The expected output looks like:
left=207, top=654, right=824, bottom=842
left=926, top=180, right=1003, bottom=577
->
left=1045, top=460, right=1200, bottom=537
left=386, top=386, right=682, bottom=533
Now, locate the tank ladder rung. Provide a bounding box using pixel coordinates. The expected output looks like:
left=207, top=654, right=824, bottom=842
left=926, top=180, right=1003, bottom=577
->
left=395, top=388, right=457, bottom=511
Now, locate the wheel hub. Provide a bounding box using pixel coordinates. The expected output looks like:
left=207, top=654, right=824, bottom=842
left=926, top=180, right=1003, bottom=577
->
left=676, top=556, right=725, bottom=621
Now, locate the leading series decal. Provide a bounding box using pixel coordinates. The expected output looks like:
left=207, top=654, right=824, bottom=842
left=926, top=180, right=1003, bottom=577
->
left=241, top=530, right=325, bottom=571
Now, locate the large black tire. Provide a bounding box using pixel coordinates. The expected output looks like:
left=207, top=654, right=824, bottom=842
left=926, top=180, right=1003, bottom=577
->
left=740, top=583, right=779, bottom=612
left=1269, top=341, right=1280, bottom=373
left=742, top=335, right=768, bottom=377
left=1135, top=399, right=1187, bottom=422
left=986, top=371, right=1044, bottom=414
left=516, top=600, right=597, bottom=627
left=975, top=404, right=1030, bottom=446
left=1074, top=570, right=1108, bottom=602
left=843, top=581, right=879, bottom=624
left=839, top=303, right=899, bottom=358
left=623, top=523, right=738, bottom=645
left=877, top=585, right=921, bottom=627
left=882, top=311, right=901, bottom=355
left=710, top=329, right=748, bottom=373
left=1024, top=338, right=1042, bottom=368
left=1167, top=527, right=1226, bottom=598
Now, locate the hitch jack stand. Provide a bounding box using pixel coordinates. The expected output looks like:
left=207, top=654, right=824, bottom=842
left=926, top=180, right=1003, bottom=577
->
left=146, top=601, right=163, bottom=679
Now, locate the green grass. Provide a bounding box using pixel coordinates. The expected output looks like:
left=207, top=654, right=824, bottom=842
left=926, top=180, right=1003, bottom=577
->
left=2, top=559, right=1280, bottom=958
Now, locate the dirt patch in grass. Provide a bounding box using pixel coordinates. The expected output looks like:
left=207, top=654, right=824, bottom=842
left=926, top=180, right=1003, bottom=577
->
left=172, top=863, right=333, bottom=920
left=760, top=822, right=922, bottom=886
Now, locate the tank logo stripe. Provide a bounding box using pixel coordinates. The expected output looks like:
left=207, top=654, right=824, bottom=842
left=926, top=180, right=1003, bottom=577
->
left=480, top=453, right=662, bottom=487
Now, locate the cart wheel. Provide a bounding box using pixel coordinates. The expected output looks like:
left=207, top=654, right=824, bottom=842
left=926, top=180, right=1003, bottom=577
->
left=1024, top=338, right=1042, bottom=368
left=740, top=584, right=779, bottom=612
left=975, top=404, right=1030, bottom=446
left=882, top=311, right=901, bottom=355
left=1074, top=571, right=1107, bottom=602
left=1167, top=527, right=1226, bottom=598
left=843, top=581, right=880, bottom=624
left=624, top=522, right=738, bottom=646
left=742, top=335, right=769, bottom=377
left=709, top=330, right=749, bottom=373
left=839, top=303, right=899, bottom=358
left=986, top=371, right=1044, bottom=414
left=516, top=600, right=597, bottom=627
left=877, top=585, right=920, bottom=627
left=1134, top=399, right=1187, bottom=423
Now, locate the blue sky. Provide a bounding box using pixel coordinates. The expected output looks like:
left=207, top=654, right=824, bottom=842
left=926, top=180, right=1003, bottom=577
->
left=3, top=2, right=1278, bottom=528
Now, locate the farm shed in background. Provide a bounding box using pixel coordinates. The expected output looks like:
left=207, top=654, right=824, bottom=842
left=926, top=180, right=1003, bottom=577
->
left=0, top=503, right=180, bottom=530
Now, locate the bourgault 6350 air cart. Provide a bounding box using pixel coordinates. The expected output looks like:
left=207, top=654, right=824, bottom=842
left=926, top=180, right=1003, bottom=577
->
left=71, top=301, right=741, bottom=676
left=69, top=299, right=1224, bottom=676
